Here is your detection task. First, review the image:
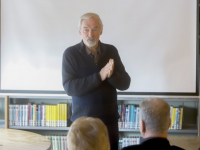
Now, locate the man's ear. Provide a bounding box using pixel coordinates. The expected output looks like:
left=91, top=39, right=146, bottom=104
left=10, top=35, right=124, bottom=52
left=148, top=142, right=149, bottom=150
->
left=100, top=28, right=103, bottom=35
left=168, top=118, right=171, bottom=129
left=141, top=119, right=146, bottom=133
left=79, top=30, right=82, bottom=35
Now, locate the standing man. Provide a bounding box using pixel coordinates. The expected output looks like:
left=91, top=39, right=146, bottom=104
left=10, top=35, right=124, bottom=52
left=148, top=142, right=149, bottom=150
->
left=62, top=12, right=131, bottom=150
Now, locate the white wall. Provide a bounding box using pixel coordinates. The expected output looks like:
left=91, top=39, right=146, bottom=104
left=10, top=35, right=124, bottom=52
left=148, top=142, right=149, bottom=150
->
left=1, top=0, right=197, bottom=93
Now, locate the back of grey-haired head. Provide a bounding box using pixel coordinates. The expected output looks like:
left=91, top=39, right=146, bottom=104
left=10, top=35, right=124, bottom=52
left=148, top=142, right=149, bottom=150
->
left=78, top=13, right=103, bottom=30
left=139, top=97, right=170, bottom=134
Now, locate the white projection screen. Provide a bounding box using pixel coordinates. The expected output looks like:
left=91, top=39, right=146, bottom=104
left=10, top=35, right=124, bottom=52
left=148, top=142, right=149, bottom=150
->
left=0, top=0, right=199, bottom=95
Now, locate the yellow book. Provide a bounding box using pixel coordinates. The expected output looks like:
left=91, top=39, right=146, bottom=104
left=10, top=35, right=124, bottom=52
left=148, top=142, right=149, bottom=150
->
left=62, top=104, right=65, bottom=127
left=52, top=105, right=55, bottom=127
left=179, top=107, right=183, bottom=130
left=55, top=105, right=58, bottom=127
left=64, top=104, right=67, bottom=127
left=171, top=108, right=176, bottom=130
left=49, top=105, right=52, bottom=127
left=59, top=104, right=62, bottom=127
left=45, top=105, right=48, bottom=127
left=33, top=104, right=36, bottom=126
left=57, top=104, right=60, bottom=127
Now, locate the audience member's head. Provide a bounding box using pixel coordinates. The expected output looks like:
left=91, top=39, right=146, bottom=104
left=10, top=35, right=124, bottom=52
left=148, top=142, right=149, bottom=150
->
left=139, top=97, right=171, bottom=138
left=67, top=117, right=110, bottom=150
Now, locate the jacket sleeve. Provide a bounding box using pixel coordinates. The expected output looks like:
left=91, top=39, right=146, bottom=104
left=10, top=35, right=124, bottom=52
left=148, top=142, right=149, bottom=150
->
left=107, top=47, right=131, bottom=91
left=62, top=50, right=102, bottom=96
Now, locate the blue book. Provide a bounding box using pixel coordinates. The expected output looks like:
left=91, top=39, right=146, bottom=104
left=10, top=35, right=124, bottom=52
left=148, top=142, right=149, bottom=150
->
left=130, top=105, right=135, bottom=129
left=118, top=104, right=121, bottom=128
left=38, top=105, right=41, bottom=126
left=122, top=105, right=126, bottom=128
left=128, top=105, right=131, bottom=129
left=31, top=105, right=33, bottom=126
left=133, top=106, right=137, bottom=129
left=125, top=105, right=128, bottom=128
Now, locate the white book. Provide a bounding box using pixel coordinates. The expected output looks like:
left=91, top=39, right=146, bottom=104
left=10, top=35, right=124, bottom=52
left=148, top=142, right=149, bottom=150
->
left=15, top=105, right=19, bottom=126
left=9, top=105, right=13, bottom=126
left=137, top=137, right=140, bottom=144
left=64, top=136, right=67, bottom=150
left=19, top=105, right=23, bottom=126
left=22, top=105, right=25, bottom=126
left=55, top=136, right=58, bottom=150
left=61, top=136, right=63, bottom=150
left=25, top=105, right=28, bottom=126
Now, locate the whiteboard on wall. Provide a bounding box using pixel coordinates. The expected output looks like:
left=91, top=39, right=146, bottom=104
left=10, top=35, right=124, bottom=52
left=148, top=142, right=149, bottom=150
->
left=0, top=0, right=198, bottom=95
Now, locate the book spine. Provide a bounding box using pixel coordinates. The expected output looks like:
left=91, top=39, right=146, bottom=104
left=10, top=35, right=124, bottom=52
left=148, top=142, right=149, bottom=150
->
left=38, top=105, right=41, bottom=126
left=9, top=105, right=13, bottom=126
left=61, top=136, right=64, bottom=150
left=171, top=108, right=176, bottom=130
left=15, top=105, right=19, bottom=126
left=169, top=106, right=173, bottom=129
left=136, top=107, right=140, bottom=129
left=46, top=105, right=49, bottom=127
left=64, top=104, right=67, bottom=127
left=58, top=136, right=61, bottom=150
left=118, top=104, right=121, bottom=129
left=28, top=103, right=31, bottom=126
left=57, top=104, right=60, bottom=127
left=128, top=105, right=131, bottom=129
left=179, top=107, right=183, bottom=129
left=20, top=105, right=23, bottom=126
left=123, top=104, right=126, bottom=128
left=64, top=136, right=67, bottom=150
left=53, top=105, right=56, bottom=127
left=12, top=105, right=15, bottom=126
left=49, top=105, right=52, bottom=127
left=25, top=105, right=28, bottom=126
left=33, top=104, right=36, bottom=126
left=22, top=105, right=25, bottom=126
left=43, top=105, right=46, bottom=127
left=176, top=107, right=180, bottom=130
left=62, top=104, right=65, bottom=127
left=135, top=107, right=138, bottom=129
left=133, top=107, right=137, bottom=129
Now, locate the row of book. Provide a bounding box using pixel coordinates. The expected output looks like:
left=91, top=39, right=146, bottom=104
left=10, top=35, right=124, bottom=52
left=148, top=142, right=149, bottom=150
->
left=9, top=103, right=72, bottom=127
left=118, top=104, right=184, bottom=130
left=118, top=136, right=142, bottom=150
left=170, top=106, right=183, bottom=130
left=45, top=135, right=67, bottom=150
left=45, top=135, right=141, bottom=150
left=118, top=104, right=140, bottom=129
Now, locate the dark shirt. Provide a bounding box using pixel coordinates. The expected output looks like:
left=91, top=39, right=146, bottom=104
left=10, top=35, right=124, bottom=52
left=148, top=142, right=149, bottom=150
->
left=85, top=43, right=101, bottom=64
left=122, top=137, right=185, bottom=150
left=62, top=40, right=131, bottom=123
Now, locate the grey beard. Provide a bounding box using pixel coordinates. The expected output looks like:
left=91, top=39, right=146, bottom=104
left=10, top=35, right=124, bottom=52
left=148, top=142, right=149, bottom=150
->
left=86, top=37, right=96, bottom=47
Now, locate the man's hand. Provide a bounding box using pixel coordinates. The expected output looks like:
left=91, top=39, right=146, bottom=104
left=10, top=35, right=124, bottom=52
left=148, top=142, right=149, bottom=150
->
left=100, top=59, right=114, bottom=81
left=107, top=59, right=114, bottom=78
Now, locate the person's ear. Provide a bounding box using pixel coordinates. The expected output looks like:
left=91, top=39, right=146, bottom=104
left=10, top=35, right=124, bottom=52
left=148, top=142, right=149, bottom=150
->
left=168, top=118, right=171, bottom=129
left=79, top=30, right=82, bottom=35
left=141, top=120, right=146, bottom=133
left=100, top=28, right=103, bottom=35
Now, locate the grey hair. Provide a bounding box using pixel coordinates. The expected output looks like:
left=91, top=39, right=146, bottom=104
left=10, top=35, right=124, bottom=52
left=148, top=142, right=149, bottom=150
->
left=78, top=13, right=103, bottom=30
left=139, top=97, right=170, bottom=134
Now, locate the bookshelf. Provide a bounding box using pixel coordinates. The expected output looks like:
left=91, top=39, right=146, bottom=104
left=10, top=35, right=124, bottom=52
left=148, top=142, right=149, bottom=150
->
left=2, top=95, right=200, bottom=137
